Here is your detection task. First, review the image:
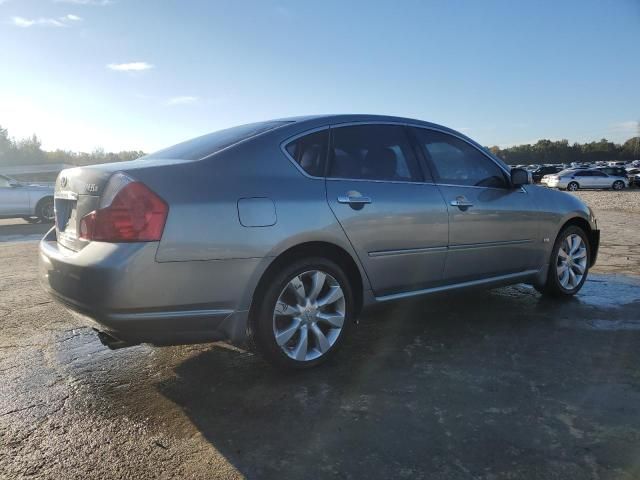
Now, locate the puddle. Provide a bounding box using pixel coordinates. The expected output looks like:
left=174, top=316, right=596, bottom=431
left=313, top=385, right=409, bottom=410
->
left=558, top=318, right=640, bottom=331
left=575, top=274, right=640, bottom=308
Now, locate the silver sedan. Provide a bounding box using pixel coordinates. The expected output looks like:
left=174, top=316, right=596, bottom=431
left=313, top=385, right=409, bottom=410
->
left=0, top=174, right=55, bottom=223
left=544, top=169, right=629, bottom=191
left=39, top=115, right=600, bottom=369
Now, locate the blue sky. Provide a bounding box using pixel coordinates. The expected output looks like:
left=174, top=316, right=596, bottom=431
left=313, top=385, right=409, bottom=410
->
left=1, top=0, right=638, bottom=152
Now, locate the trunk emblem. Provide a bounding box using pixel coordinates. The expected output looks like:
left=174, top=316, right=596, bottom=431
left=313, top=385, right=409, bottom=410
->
left=60, top=176, right=68, bottom=188
left=86, top=183, right=99, bottom=193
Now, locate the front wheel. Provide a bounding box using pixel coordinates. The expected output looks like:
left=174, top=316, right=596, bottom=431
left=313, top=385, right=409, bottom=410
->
left=535, top=225, right=590, bottom=297
left=567, top=182, right=579, bottom=191
left=612, top=180, right=625, bottom=190
left=250, top=257, right=354, bottom=369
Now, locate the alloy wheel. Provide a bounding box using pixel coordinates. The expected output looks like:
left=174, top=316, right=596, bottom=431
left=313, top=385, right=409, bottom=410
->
left=272, top=270, right=345, bottom=362
left=567, top=182, right=578, bottom=191
left=613, top=181, right=624, bottom=190
left=556, top=234, right=587, bottom=290
left=42, top=202, right=55, bottom=221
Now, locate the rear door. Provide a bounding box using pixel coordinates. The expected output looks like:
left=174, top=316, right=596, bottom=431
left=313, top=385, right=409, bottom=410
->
left=590, top=170, right=610, bottom=188
left=411, top=127, right=539, bottom=283
left=325, top=124, right=449, bottom=296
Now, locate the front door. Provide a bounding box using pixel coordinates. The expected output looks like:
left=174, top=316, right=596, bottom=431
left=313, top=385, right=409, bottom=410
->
left=325, top=124, right=449, bottom=296
left=0, top=176, right=30, bottom=216
left=411, top=128, right=540, bottom=283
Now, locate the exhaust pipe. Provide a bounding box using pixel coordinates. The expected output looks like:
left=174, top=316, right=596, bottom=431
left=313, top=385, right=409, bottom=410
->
left=95, top=329, right=135, bottom=350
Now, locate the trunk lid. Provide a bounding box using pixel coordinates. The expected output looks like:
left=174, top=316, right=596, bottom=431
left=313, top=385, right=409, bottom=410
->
left=54, top=157, right=184, bottom=251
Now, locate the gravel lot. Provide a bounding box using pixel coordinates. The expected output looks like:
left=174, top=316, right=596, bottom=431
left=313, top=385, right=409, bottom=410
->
left=1, top=190, right=639, bottom=479
left=571, top=189, right=640, bottom=215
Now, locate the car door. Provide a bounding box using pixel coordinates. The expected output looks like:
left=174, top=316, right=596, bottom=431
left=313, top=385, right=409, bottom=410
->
left=592, top=170, right=612, bottom=188
left=410, top=127, right=539, bottom=283
left=0, top=175, right=30, bottom=215
left=325, top=124, right=449, bottom=296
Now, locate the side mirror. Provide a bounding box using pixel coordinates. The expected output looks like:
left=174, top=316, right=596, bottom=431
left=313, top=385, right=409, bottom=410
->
left=510, top=168, right=531, bottom=187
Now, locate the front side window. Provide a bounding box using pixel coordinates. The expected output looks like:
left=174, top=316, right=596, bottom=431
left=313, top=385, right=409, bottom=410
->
left=328, top=125, right=424, bottom=182
left=285, top=129, right=328, bottom=177
left=412, top=128, right=508, bottom=188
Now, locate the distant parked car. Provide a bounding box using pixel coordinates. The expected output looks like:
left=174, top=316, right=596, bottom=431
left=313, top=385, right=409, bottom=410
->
left=545, top=169, right=629, bottom=191
left=0, top=174, right=55, bottom=223
left=531, top=165, right=562, bottom=183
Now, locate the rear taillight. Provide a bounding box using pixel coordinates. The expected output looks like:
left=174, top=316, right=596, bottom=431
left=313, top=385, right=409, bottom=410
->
left=79, top=173, right=168, bottom=242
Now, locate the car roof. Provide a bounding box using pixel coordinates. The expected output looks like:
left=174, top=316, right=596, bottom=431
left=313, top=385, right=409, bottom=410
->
left=272, top=113, right=463, bottom=135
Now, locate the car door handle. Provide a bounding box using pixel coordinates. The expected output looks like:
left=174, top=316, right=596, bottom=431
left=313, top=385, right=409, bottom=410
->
left=337, top=195, right=372, bottom=205
left=450, top=198, right=474, bottom=208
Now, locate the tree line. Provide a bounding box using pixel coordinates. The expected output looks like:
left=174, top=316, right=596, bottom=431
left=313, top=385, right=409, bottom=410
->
left=1, top=123, right=639, bottom=168
left=488, top=137, right=640, bottom=165
left=0, top=125, right=145, bottom=167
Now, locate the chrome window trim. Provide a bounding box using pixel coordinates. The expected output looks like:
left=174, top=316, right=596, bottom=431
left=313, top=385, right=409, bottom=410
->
left=280, top=121, right=523, bottom=192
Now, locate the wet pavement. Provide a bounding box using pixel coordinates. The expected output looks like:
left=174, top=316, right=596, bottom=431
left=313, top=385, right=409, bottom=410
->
left=1, top=214, right=640, bottom=479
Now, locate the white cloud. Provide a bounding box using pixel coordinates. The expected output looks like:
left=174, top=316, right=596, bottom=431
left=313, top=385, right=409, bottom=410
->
left=11, top=14, right=82, bottom=27
left=12, top=16, right=65, bottom=27
left=166, top=96, right=199, bottom=106
left=107, top=62, right=154, bottom=72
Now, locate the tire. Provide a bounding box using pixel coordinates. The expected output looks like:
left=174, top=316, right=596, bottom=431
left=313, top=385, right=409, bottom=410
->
left=37, top=197, right=55, bottom=223
left=249, top=257, right=354, bottom=370
left=567, top=182, right=579, bottom=191
left=22, top=216, right=41, bottom=224
left=612, top=180, right=625, bottom=190
left=535, top=225, right=590, bottom=297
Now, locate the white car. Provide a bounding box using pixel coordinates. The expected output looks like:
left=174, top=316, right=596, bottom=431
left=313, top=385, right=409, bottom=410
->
left=0, top=174, right=55, bottom=223
left=545, top=169, right=629, bottom=191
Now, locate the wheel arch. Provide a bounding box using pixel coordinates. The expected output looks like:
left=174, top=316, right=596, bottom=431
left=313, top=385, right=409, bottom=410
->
left=248, top=241, right=365, bottom=328
left=556, top=215, right=598, bottom=267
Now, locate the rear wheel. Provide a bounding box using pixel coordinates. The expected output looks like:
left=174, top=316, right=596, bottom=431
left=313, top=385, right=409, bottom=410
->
left=37, top=197, right=55, bottom=223
left=567, top=182, right=579, bottom=191
left=612, top=180, right=625, bottom=190
left=250, top=257, right=354, bottom=369
left=535, top=225, right=590, bottom=297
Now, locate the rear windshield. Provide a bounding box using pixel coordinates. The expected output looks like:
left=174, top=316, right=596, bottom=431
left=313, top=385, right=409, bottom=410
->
left=144, top=120, right=290, bottom=160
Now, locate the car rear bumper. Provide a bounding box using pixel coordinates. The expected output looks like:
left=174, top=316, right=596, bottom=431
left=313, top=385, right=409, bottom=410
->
left=38, top=228, right=256, bottom=346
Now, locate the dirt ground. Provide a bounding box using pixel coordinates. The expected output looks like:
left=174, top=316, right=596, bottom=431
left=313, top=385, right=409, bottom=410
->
left=1, top=191, right=639, bottom=479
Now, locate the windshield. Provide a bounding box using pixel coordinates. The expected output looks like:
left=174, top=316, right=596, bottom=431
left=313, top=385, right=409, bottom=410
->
left=144, top=120, right=290, bottom=160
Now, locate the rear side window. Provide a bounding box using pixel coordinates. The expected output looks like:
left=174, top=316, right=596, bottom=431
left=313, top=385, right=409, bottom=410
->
left=285, top=129, right=328, bottom=177
left=145, top=120, right=290, bottom=160
left=328, top=125, right=424, bottom=182
left=412, top=128, right=508, bottom=188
